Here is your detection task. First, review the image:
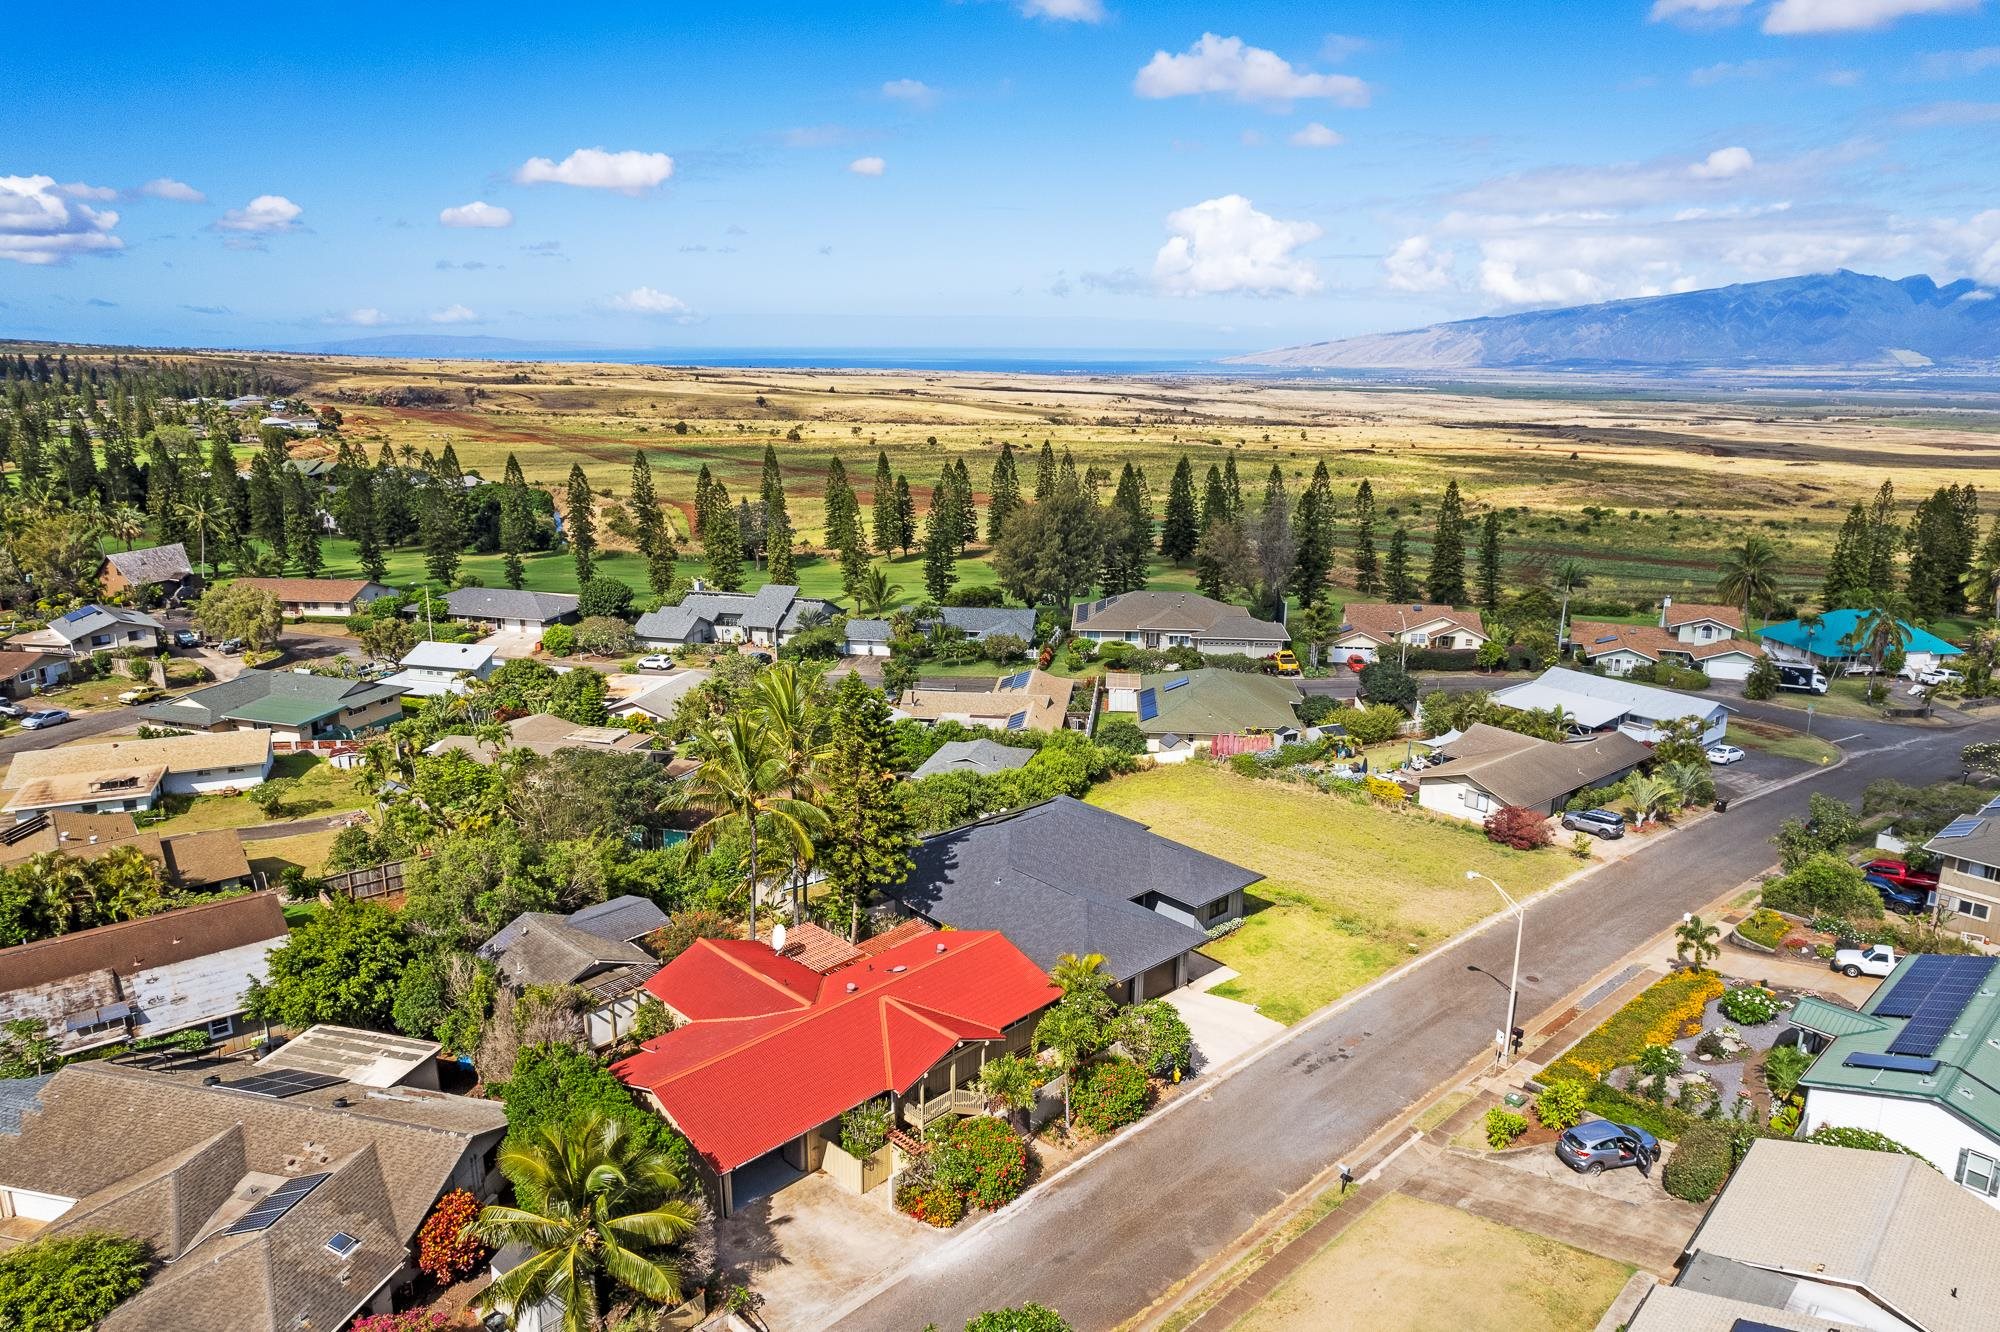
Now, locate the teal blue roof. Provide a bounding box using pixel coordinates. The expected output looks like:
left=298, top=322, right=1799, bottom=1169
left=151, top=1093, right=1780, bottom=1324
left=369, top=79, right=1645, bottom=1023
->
left=1757, top=611, right=1961, bottom=660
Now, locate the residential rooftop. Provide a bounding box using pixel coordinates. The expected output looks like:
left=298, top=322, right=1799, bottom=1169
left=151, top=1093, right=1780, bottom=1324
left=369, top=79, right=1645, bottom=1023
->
left=137, top=668, right=404, bottom=730
left=1423, top=723, right=1653, bottom=809
left=1071, top=590, right=1287, bottom=644
left=4, top=729, right=271, bottom=787
left=1128, top=668, right=1301, bottom=737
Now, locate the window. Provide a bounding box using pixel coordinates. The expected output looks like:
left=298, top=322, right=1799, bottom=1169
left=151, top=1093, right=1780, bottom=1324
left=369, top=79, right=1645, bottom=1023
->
left=1463, top=790, right=1492, bottom=814
left=1205, top=897, right=1231, bottom=922
left=206, top=1017, right=234, bottom=1039
left=1952, top=858, right=2000, bottom=882
left=1955, top=899, right=1992, bottom=921
left=1959, top=1149, right=2000, bottom=1197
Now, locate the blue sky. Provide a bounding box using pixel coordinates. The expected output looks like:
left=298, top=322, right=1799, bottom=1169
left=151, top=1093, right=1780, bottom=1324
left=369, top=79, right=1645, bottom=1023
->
left=2, top=0, right=1996, bottom=353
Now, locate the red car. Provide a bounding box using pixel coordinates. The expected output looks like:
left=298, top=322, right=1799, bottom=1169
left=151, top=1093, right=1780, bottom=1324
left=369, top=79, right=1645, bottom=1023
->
left=1865, top=859, right=1939, bottom=891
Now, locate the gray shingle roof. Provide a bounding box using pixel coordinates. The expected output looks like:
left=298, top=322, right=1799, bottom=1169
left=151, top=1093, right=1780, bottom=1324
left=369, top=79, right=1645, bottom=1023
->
left=638, top=586, right=838, bottom=642
left=890, top=796, right=1262, bottom=981
left=481, top=908, right=658, bottom=989
left=1071, top=591, right=1287, bottom=644
left=103, top=543, right=193, bottom=587
left=441, top=587, right=579, bottom=623
left=568, top=895, right=670, bottom=943
left=633, top=605, right=708, bottom=643
left=45, top=604, right=164, bottom=646
left=911, top=739, right=1036, bottom=780
left=844, top=618, right=893, bottom=644
left=938, top=607, right=1036, bottom=641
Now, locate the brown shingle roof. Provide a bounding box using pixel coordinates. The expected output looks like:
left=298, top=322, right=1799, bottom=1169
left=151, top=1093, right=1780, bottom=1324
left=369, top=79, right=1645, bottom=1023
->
left=1423, top=722, right=1650, bottom=809
left=0, top=649, right=62, bottom=678
left=1572, top=620, right=1763, bottom=664
left=0, top=892, right=287, bottom=993
left=1661, top=602, right=1743, bottom=631
left=1336, top=602, right=1487, bottom=644
left=231, top=576, right=382, bottom=604
left=777, top=921, right=866, bottom=973
left=4, top=730, right=271, bottom=787
left=1071, top=590, right=1288, bottom=643
left=160, top=829, right=254, bottom=888
left=895, top=668, right=1074, bottom=732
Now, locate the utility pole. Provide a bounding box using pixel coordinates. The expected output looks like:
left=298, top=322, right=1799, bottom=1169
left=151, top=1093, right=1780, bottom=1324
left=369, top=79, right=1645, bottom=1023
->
left=1467, top=870, right=1524, bottom=1067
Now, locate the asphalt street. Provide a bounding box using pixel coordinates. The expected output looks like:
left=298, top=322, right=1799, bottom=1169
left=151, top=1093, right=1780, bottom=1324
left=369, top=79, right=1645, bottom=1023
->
left=827, top=712, right=1988, bottom=1332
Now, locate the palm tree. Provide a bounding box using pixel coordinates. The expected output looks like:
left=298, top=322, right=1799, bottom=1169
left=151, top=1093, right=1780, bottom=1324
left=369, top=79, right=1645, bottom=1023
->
left=174, top=494, right=219, bottom=577
left=1623, top=771, right=1677, bottom=827
left=106, top=504, right=147, bottom=552
left=748, top=664, right=830, bottom=923
left=474, top=1114, right=700, bottom=1332
left=678, top=713, right=826, bottom=939
left=1675, top=915, right=1721, bottom=971
left=1715, top=536, right=1781, bottom=625
left=856, top=567, right=901, bottom=617
left=1849, top=603, right=1913, bottom=676
left=1550, top=557, right=1590, bottom=646
left=1658, top=759, right=1712, bottom=810
left=1964, top=552, right=2000, bottom=624
left=1049, top=951, right=1113, bottom=1011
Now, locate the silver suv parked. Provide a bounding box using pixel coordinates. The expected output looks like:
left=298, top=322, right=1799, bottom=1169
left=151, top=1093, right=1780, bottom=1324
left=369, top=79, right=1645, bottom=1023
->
left=1561, top=808, right=1627, bottom=840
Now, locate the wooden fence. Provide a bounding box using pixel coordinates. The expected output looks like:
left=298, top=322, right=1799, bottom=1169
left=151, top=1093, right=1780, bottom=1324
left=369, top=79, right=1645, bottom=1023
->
left=319, top=859, right=405, bottom=902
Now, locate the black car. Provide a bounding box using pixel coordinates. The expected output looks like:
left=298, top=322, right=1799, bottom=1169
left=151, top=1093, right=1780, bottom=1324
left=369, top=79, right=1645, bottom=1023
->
left=172, top=629, right=200, bottom=648
left=1865, top=874, right=1928, bottom=916
left=1555, top=1119, right=1659, bottom=1176
left=1561, top=808, right=1627, bottom=840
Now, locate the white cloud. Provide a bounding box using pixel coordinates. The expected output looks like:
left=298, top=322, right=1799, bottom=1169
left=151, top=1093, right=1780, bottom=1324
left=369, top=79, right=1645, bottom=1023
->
left=1898, top=99, right=2000, bottom=125
left=1240, top=129, right=1267, bottom=147
left=1689, top=146, right=1755, bottom=179
left=1384, top=235, right=1454, bottom=291
left=55, top=182, right=117, bottom=202
left=1649, top=0, right=1757, bottom=23
left=607, top=286, right=691, bottom=315
left=1820, top=67, right=1864, bottom=85
left=1152, top=194, right=1323, bottom=296
left=1764, top=0, right=1981, bottom=33
left=0, top=174, right=123, bottom=265
left=439, top=200, right=513, bottom=228
left=333, top=308, right=388, bottom=326
left=139, top=178, right=205, bottom=203
left=1020, top=0, right=1104, bottom=20
left=514, top=147, right=674, bottom=194
left=1134, top=34, right=1371, bottom=109
left=882, top=78, right=939, bottom=107
left=1289, top=122, right=1344, bottom=148
left=1690, top=59, right=1785, bottom=85
left=849, top=156, right=887, bottom=176
left=1917, top=45, right=2000, bottom=78
left=429, top=304, right=478, bottom=324
left=215, top=195, right=302, bottom=233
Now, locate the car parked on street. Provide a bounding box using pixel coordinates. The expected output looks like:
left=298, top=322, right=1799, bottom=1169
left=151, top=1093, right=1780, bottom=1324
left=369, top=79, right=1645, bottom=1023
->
left=0, top=700, right=21, bottom=719
left=1863, top=858, right=1938, bottom=891
left=636, top=654, right=673, bottom=671
left=1561, top=808, right=1627, bottom=840
left=20, top=709, right=70, bottom=730
left=1706, top=744, right=1745, bottom=765
left=1555, top=1119, right=1659, bottom=1176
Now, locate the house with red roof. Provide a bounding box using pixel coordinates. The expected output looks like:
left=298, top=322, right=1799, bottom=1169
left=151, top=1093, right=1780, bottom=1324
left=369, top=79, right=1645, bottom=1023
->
left=612, top=929, right=1059, bottom=1216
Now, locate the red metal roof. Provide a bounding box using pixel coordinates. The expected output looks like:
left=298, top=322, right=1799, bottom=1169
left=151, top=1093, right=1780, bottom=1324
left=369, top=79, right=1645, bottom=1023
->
left=614, top=931, right=1058, bottom=1173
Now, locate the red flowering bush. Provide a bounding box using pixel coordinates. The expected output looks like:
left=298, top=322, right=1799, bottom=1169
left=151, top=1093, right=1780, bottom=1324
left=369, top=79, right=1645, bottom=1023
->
left=350, top=1313, right=454, bottom=1332
left=896, top=1179, right=965, bottom=1228
left=413, top=1188, right=487, bottom=1285
left=1074, top=1057, right=1151, bottom=1134
left=1483, top=805, right=1553, bottom=850
left=929, top=1114, right=1029, bottom=1211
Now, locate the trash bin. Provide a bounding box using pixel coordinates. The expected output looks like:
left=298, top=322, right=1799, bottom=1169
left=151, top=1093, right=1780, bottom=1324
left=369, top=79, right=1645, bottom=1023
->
left=1714, top=798, right=1729, bottom=813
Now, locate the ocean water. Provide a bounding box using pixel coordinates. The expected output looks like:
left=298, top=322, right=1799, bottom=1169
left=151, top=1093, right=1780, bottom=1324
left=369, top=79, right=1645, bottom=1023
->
left=622, top=348, right=1265, bottom=375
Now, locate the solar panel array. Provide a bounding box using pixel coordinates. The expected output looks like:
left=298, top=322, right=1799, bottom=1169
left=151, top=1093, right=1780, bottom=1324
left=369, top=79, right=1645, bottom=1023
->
left=1874, top=954, right=1954, bottom=1017
left=221, top=1069, right=345, bottom=1099
left=1137, top=688, right=1159, bottom=722
left=997, top=671, right=1030, bottom=691
left=1886, top=955, right=1997, bottom=1058
left=1005, top=711, right=1027, bottom=731
left=1843, top=1052, right=1940, bottom=1075
left=223, top=1172, right=328, bottom=1235
left=1937, top=815, right=1986, bottom=839
left=1162, top=676, right=1190, bottom=692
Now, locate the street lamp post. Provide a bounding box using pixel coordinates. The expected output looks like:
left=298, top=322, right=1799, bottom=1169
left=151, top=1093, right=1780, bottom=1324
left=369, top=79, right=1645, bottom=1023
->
left=1467, top=870, right=1523, bottom=1066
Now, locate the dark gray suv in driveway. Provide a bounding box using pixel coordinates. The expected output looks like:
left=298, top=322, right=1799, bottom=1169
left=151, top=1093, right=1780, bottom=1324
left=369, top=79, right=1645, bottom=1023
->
left=1555, top=1119, right=1658, bottom=1176
left=1561, top=808, right=1627, bottom=840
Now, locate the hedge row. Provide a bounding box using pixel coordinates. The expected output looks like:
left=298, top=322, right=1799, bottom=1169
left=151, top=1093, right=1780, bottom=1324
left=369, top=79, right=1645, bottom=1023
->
left=1542, top=970, right=1725, bottom=1085
left=1582, top=1082, right=1699, bottom=1143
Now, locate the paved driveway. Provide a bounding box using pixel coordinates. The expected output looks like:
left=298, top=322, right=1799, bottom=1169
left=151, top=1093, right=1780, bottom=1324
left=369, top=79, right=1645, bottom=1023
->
left=1166, top=984, right=1283, bottom=1075
left=477, top=628, right=543, bottom=660
left=718, top=1170, right=945, bottom=1332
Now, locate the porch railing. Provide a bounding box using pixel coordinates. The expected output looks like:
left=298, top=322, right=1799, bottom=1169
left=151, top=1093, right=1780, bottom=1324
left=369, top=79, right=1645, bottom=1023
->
left=901, top=1086, right=984, bottom=1129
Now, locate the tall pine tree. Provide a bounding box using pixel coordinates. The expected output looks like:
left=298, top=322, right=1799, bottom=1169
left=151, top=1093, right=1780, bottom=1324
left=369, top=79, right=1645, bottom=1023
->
left=1427, top=480, right=1467, bottom=605
left=824, top=457, right=858, bottom=552
left=1865, top=479, right=1898, bottom=599
left=1034, top=441, right=1057, bottom=501
left=702, top=482, right=744, bottom=590
left=815, top=672, right=916, bottom=941
left=873, top=450, right=897, bottom=555
left=988, top=443, right=1022, bottom=546
left=692, top=464, right=716, bottom=540
left=499, top=453, right=531, bottom=590
left=1385, top=526, right=1416, bottom=601
left=922, top=478, right=958, bottom=602
left=892, top=476, right=916, bottom=557
left=1100, top=463, right=1151, bottom=595
left=1222, top=455, right=1243, bottom=521
left=565, top=463, right=596, bottom=586
left=1476, top=511, right=1502, bottom=613
left=1822, top=501, right=1872, bottom=609
left=1200, top=464, right=1231, bottom=535
left=1289, top=468, right=1333, bottom=606
left=1162, top=455, right=1199, bottom=562
left=630, top=450, right=676, bottom=597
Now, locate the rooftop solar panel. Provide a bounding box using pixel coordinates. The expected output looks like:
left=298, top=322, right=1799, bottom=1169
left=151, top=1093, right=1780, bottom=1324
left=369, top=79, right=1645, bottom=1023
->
left=1843, top=1052, right=1940, bottom=1075
left=223, top=1172, right=329, bottom=1236
left=1937, top=816, right=1985, bottom=839
left=998, top=671, right=1029, bottom=690
left=221, top=1069, right=345, bottom=1099
left=1137, top=688, right=1158, bottom=722
left=1873, top=953, right=1950, bottom=1019
left=1005, top=711, right=1027, bottom=731
left=1887, top=956, right=1996, bottom=1058
left=1162, top=676, right=1189, bottom=691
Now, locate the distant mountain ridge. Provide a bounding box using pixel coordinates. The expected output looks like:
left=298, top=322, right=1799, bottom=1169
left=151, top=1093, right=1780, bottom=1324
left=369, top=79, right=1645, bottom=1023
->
left=1232, top=271, right=2000, bottom=371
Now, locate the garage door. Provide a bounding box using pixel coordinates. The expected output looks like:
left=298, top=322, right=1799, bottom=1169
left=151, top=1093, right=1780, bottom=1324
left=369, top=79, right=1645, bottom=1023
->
left=1137, top=957, right=1181, bottom=1002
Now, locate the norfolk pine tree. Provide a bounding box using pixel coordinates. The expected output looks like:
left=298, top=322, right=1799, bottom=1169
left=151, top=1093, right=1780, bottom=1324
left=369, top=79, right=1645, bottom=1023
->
left=1427, top=479, right=1468, bottom=605
left=565, top=463, right=596, bottom=586
left=629, top=450, right=677, bottom=596
left=893, top=475, right=917, bottom=557
left=922, top=478, right=959, bottom=601
left=1352, top=478, right=1380, bottom=594
left=1477, top=510, right=1502, bottom=613
left=703, top=482, right=744, bottom=590
left=988, top=442, right=1022, bottom=545
left=1161, top=455, right=1199, bottom=563
left=873, top=450, right=897, bottom=554
left=815, top=673, right=916, bottom=941
left=1385, top=526, right=1416, bottom=601
left=500, top=453, right=531, bottom=590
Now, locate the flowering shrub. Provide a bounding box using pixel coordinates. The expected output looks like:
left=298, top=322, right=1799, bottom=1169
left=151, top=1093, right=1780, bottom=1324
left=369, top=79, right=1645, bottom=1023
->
left=350, top=1314, right=455, bottom=1332
left=1363, top=775, right=1407, bottom=804
left=1719, top=985, right=1780, bottom=1026
left=1534, top=1078, right=1588, bottom=1132
left=413, top=1189, right=486, bottom=1285
left=1073, top=1058, right=1152, bottom=1134
left=895, top=1180, right=964, bottom=1228
left=1543, top=970, right=1724, bottom=1084
left=1483, top=805, right=1553, bottom=850
left=928, top=1114, right=1029, bottom=1211
left=1485, top=1108, right=1528, bottom=1148
left=1735, top=909, right=1790, bottom=949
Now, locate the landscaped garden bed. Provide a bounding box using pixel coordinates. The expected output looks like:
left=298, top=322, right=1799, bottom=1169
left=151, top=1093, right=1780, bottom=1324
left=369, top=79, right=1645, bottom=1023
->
left=1540, top=969, right=1724, bottom=1086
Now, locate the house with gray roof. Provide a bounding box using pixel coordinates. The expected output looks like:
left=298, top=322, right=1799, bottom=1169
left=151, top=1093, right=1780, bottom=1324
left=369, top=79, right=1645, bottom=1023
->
left=481, top=895, right=668, bottom=1047
left=383, top=640, right=497, bottom=697
left=8, top=604, right=164, bottom=658
left=911, top=738, right=1036, bottom=780
left=137, top=667, right=406, bottom=742
left=634, top=583, right=838, bottom=650
left=843, top=605, right=1035, bottom=656
left=888, top=795, right=1261, bottom=1002
left=1072, top=590, right=1289, bottom=659
left=1923, top=794, right=2000, bottom=946
left=0, top=1058, right=506, bottom=1332
left=1415, top=722, right=1651, bottom=822
left=438, top=586, right=580, bottom=634
left=100, top=542, right=196, bottom=603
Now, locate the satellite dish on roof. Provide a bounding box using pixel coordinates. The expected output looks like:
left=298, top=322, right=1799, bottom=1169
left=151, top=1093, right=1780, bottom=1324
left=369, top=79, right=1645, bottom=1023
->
left=771, top=923, right=787, bottom=953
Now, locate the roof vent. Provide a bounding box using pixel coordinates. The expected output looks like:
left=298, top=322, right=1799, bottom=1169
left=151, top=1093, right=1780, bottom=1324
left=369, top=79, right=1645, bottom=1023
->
left=935, top=942, right=947, bottom=953
left=202, top=1074, right=222, bottom=1086
left=890, top=965, right=907, bottom=973
left=846, top=981, right=858, bottom=993
left=332, top=1097, right=350, bottom=1108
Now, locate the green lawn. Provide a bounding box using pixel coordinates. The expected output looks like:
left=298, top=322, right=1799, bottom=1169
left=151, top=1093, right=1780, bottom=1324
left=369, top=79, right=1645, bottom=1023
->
left=1087, top=764, right=1571, bottom=1024
left=149, top=754, right=370, bottom=834
left=1750, top=677, right=1887, bottom=722
left=1725, top=719, right=1840, bottom=766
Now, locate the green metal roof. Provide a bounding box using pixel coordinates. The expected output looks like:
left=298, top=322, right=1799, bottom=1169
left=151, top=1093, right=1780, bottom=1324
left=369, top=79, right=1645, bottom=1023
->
left=1797, top=956, right=2000, bottom=1142
left=1131, top=669, right=1302, bottom=737
left=222, top=694, right=353, bottom=726
left=1788, top=995, right=1890, bottom=1040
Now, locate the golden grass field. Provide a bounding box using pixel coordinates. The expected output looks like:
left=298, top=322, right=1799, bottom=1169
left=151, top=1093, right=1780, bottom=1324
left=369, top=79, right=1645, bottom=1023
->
left=72, top=347, right=2000, bottom=601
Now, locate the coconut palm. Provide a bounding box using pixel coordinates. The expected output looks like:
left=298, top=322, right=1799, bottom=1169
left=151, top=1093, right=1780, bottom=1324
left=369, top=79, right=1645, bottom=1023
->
left=106, top=504, right=148, bottom=552
left=1675, top=915, right=1721, bottom=971
left=1848, top=602, right=1913, bottom=676
left=1658, top=759, right=1714, bottom=810
left=174, top=494, right=220, bottom=577
left=678, top=713, right=826, bottom=938
left=474, top=1114, right=700, bottom=1332
left=1964, top=549, right=2000, bottom=623
left=748, top=664, right=830, bottom=923
left=1049, top=951, right=1113, bottom=1010
left=1715, top=536, right=1782, bottom=623
left=977, top=1053, right=1040, bottom=1132
left=856, top=567, right=901, bottom=617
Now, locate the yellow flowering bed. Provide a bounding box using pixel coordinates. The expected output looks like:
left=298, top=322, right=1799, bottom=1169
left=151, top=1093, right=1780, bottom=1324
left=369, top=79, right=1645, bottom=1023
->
left=1543, top=970, right=1725, bottom=1084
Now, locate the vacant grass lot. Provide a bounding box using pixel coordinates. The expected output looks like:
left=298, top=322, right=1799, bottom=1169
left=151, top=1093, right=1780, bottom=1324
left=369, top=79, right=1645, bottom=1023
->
left=1751, top=677, right=1892, bottom=722
left=1725, top=718, right=1840, bottom=765
left=150, top=754, right=369, bottom=834
left=1230, top=1193, right=1632, bottom=1332
left=249, top=827, right=342, bottom=878
left=1087, top=764, right=1570, bottom=1025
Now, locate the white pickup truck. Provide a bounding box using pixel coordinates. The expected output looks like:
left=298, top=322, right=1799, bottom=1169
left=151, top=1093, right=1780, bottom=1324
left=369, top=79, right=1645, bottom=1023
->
left=1832, top=943, right=1898, bottom=979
